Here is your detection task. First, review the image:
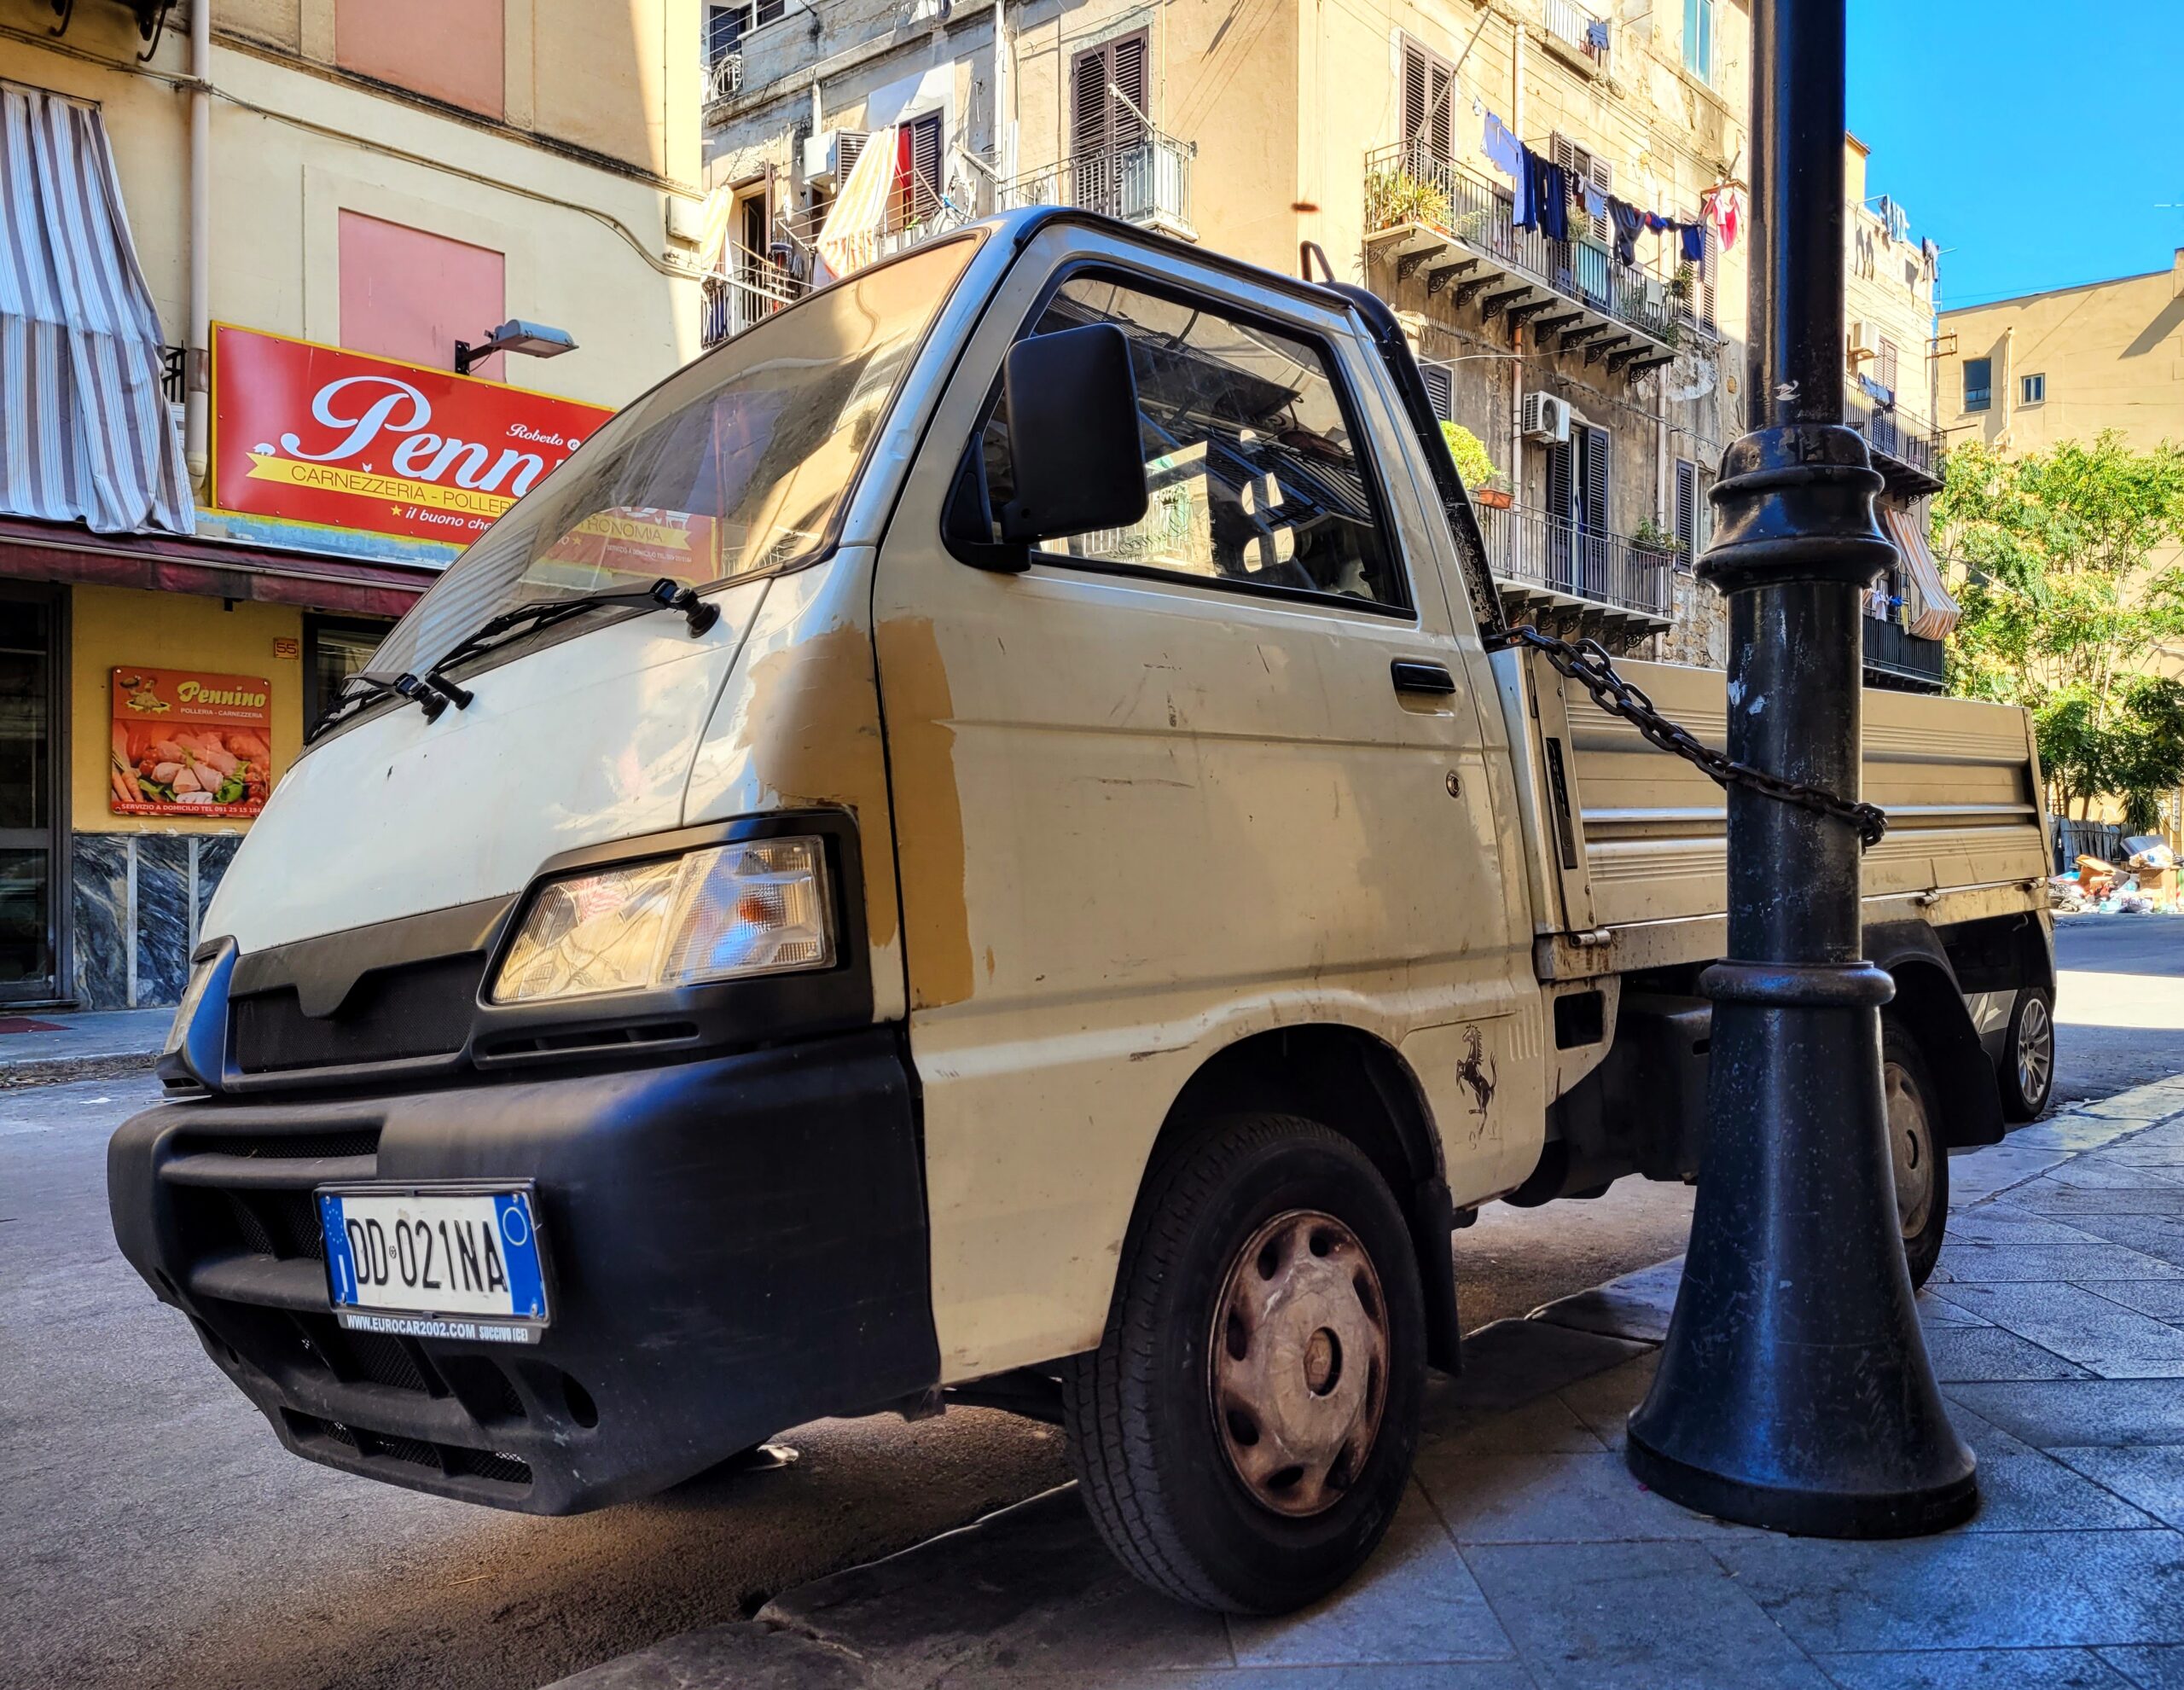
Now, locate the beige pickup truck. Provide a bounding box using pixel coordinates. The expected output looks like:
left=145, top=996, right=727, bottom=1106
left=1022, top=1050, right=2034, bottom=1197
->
left=112, top=211, right=2054, bottom=1617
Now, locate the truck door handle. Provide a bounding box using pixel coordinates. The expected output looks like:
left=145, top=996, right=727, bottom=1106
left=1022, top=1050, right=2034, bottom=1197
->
left=1391, top=659, right=1457, bottom=695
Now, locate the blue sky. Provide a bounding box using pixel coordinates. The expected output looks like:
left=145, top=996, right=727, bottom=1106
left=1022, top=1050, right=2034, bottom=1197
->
left=1846, top=0, right=2184, bottom=311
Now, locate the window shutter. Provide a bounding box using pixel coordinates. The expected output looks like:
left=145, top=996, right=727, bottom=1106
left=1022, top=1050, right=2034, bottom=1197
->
left=1546, top=434, right=1574, bottom=526
left=1421, top=363, right=1454, bottom=421
left=757, top=0, right=783, bottom=25
left=1581, top=425, right=1610, bottom=534
left=1072, top=43, right=1112, bottom=156
left=1674, top=459, right=1699, bottom=559
left=1112, top=32, right=1149, bottom=148
left=1878, top=337, right=1901, bottom=394
left=836, top=130, right=867, bottom=177
left=1400, top=38, right=1451, bottom=160
left=1701, top=224, right=1717, bottom=328
left=909, top=110, right=944, bottom=202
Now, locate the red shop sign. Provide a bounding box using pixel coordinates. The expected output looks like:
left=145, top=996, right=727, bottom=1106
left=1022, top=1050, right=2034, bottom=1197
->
left=209, top=324, right=614, bottom=547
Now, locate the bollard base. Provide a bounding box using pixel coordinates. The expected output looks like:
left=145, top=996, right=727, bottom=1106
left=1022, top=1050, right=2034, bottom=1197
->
left=1626, top=1421, right=1979, bottom=1539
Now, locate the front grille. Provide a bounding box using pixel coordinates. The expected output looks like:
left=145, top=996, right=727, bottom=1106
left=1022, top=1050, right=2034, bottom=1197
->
left=341, top=1328, right=432, bottom=1394
left=223, top=1188, right=327, bottom=1260
left=231, top=953, right=485, bottom=1074
left=283, top=1411, right=533, bottom=1492
left=180, top=1128, right=382, bottom=1160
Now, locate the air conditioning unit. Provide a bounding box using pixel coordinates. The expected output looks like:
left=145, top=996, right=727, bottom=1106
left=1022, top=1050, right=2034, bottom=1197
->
left=1520, top=392, right=1571, bottom=444
left=1847, top=320, right=1882, bottom=362
left=803, top=129, right=868, bottom=188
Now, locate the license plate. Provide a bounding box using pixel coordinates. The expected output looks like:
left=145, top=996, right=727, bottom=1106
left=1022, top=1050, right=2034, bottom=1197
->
left=318, top=1185, right=549, bottom=1344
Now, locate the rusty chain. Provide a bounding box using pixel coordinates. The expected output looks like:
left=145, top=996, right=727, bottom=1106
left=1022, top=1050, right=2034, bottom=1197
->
left=1489, top=624, right=1891, bottom=851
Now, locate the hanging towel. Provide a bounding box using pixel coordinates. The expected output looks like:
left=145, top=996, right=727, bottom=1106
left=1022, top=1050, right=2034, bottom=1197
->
left=1585, top=19, right=1610, bottom=52
left=1608, top=197, right=1646, bottom=265
left=1582, top=181, right=1607, bottom=222
left=1705, top=185, right=1744, bottom=251
left=1680, top=222, right=1705, bottom=264
left=1482, top=112, right=1523, bottom=178
left=1879, top=504, right=1960, bottom=641
left=815, top=124, right=901, bottom=282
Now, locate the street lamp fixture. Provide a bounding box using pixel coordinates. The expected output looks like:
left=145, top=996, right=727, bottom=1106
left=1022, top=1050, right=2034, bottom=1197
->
left=455, top=319, right=578, bottom=377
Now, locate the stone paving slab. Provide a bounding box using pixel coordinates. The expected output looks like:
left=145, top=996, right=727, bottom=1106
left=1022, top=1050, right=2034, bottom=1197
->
left=546, top=1073, right=2184, bottom=1690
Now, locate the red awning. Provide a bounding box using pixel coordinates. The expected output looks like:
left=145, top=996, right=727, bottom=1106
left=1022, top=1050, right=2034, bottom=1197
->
left=0, top=515, right=434, bottom=619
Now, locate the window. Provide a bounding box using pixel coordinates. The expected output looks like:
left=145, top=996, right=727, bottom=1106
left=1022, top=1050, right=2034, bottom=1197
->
left=1420, top=363, right=1455, bottom=421
left=1674, top=457, right=1701, bottom=564
left=979, top=275, right=1408, bottom=610
left=900, top=109, right=944, bottom=224
left=1550, top=133, right=1613, bottom=247
left=706, top=0, right=783, bottom=60
left=1963, top=357, right=1992, bottom=413
left=2022, top=373, right=2046, bottom=405
left=338, top=212, right=506, bottom=380
left=1399, top=36, right=1455, bottom=163
left=1877, top=337, right=1901, bottom=397
left=1682, top=0, right=1714, bottom=82
left=1070, top=31, right=1150, bottom=218
left=304, top=617, right=394, bottom=731
left=337, top=0, right=503, bottom=119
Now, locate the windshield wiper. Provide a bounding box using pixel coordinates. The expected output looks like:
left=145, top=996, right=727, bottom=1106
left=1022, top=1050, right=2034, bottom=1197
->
left=418, top=578, right=721, bottom=702
left=307, top=669, right=471, bottom=741
left=305, top=580, right=720, bottom=744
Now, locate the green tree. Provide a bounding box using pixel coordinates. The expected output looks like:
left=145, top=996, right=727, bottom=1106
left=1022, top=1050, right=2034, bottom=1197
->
left=1935, top=433, right=2184, bottom=821
left=1439, top=421, right=1500, bottom=492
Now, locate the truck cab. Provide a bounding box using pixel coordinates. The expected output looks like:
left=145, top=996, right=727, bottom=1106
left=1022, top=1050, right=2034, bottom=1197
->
left=110, top=212, right=2054, bottom=1615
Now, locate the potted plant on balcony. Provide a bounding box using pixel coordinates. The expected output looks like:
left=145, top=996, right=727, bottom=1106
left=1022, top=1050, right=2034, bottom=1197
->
left=1440, top=421, right=1513, bottom=508
left=1367, top=169, right=1453, bottom=235
left=1630, top=516, right=1686, bottom=562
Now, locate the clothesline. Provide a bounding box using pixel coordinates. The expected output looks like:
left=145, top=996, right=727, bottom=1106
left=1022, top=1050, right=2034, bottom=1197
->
left=1481, top=108, right=1741, bottom=270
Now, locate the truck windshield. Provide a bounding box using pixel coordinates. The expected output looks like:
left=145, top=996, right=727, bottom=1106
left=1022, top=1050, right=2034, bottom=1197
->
left=366, top=235, right=980, bottom=681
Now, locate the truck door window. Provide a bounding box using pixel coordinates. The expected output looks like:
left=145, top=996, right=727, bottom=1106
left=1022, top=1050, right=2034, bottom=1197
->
left=979, top=276, right=1409, bottom=612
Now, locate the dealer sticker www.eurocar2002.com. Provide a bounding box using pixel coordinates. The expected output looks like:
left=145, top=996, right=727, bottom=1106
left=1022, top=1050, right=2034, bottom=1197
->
left=318, top=1187, right=549, bottom=1345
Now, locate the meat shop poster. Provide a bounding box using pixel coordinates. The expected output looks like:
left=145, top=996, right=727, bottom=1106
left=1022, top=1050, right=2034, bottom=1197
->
left=209, top=324, right=614, bottom=547
left=110, top=669, right=276, bottom=819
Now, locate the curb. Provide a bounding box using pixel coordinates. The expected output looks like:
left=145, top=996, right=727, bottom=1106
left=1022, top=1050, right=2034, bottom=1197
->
left=541, top=1071, right=2184, bottom=1688
left=0, top=1051, right=159, bottom=1089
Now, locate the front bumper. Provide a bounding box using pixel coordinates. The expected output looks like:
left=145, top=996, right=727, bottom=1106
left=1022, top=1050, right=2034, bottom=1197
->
left=108, top=1030, right=938, bottom=1513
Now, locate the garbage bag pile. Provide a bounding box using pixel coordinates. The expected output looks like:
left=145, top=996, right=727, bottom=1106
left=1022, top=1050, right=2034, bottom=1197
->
left=2052, top=837, right=2181, bottom=915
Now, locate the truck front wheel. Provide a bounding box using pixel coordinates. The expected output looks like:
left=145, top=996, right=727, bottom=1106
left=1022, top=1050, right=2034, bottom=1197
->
left=1062, top=1114, right=1426, bottom=1614
left=1883, top=1015, right=1949, bottom=1290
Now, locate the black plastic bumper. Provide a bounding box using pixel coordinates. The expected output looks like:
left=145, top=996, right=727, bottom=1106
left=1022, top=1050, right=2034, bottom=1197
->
left=107, top=1029, right=938, bottom=1513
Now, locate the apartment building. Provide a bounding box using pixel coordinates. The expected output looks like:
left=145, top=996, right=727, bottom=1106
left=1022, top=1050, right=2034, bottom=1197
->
left=1937, top=252, right=2184, bottom=457
left=0, top=0, right=706, bottom=1007
left=703, top=0, right=1755, bottom=664
left=1842, top=134, right=1953, bottom=694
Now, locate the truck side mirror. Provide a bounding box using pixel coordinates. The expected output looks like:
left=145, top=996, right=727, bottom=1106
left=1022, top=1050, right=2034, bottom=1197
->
left=997, top=323, right=1148, bottom=546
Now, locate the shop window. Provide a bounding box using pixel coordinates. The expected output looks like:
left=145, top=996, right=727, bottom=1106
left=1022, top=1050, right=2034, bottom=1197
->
left=336, top=0, right=503, bottom=120
left=304, top=617, right=393, bottom=734
left=2022, top=373, right=2046, bottom=405
left=338, top=212, right=507, bottom=380
left=1963, top=357, right=1992, bottom=413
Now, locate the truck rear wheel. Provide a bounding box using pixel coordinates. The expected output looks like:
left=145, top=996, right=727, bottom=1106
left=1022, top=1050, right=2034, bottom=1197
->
left=1996, top=985, right=2056, bottom=1122
left=1062, top=1113, right=1426, bottom=1614
left=1883, top=1015, right=1949, bottom=1290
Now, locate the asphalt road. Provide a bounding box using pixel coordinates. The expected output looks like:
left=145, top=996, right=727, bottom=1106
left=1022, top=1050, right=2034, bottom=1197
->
left=3, top=913, right=2171, bottom=1690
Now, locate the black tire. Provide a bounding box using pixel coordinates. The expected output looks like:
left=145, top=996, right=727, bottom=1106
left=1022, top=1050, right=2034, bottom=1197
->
left=1882, top=1015, right=1949, bottom=1291
left=1997, top=984, right=2056, bottom=1123
left=1061, top=1113, right=1426, bottom=1615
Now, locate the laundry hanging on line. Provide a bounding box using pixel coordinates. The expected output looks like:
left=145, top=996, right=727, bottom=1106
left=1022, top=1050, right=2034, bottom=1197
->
left=1704, top=185, right=1744, bottom=251
left=1608, top=197, right=1647, bottom=266
left=1514, top=147, right=1570, bottom=241
left=1482, top=112, right=1523, bottom=179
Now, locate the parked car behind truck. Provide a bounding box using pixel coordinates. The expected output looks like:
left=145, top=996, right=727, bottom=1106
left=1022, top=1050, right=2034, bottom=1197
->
left=111, top=211, right=2055, bottom=1614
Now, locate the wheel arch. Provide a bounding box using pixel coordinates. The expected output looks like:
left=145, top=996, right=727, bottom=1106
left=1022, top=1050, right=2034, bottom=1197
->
left=1872, top=922, right=2007, bottom=1150
left=1154, top=1025, right=1461, bottom=1373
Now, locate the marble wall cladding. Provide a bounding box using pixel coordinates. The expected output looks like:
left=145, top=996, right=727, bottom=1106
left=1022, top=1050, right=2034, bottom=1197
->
left=72, top=833, right=130, bottom=1010
left=69, top=832, right=247, bottom=1010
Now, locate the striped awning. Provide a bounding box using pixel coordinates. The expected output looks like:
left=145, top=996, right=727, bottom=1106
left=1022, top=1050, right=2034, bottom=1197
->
left=0, top=84, right=194, bottom=536
left=1879, top=503, right=1960, bottom=642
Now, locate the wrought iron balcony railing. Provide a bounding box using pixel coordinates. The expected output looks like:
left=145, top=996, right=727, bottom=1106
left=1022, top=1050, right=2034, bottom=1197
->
left=703, top=53, right=743, bottom=111
left=998, top=131, right=1195, bottom=238
left=1844, top=387, right=1943, bottom=485
left=700, top=255, right=800, bottom=350
left=1543, top=0, right=1609, bottom=64
left=1473, top=499, right=1675, bottom=619
left=1861, top=613, right=1947, bottom=689
left=1364, top=142, right=1716, bottom=359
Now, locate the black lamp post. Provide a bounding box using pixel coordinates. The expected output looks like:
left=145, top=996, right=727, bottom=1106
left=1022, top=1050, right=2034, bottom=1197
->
left=1623, top=0, right=1978, bottom=1536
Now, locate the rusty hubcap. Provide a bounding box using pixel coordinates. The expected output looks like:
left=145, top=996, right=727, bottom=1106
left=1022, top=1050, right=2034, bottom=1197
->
left=1209, top=1209, right=1390, bottom=1518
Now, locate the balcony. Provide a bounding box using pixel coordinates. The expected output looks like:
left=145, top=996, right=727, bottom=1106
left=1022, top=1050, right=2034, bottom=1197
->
left=1844, top=386, right=1944, bottom=496
left=1474, top=500, right=1674, bottom=648
left=998, top=131, right=1196, bottom=241
left=1363, top=144, right=1713, bottom=380
left=702, top=52, right=742, bottom=115
left=700, top=256, right=799, bottom=350
left=1542, top=0, right=1609, bottom=71
left=1862, top=613, right=1947, bottom=692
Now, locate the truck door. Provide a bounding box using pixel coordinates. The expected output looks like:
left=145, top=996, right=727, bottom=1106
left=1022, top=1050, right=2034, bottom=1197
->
left=873, top=225, right=1542, bottom=1380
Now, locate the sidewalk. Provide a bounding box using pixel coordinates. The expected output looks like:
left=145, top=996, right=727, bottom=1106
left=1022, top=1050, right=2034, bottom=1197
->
left=0, top=1006, right=168, bottom=1086
left=556, top=1071, right=2184, bottom=1690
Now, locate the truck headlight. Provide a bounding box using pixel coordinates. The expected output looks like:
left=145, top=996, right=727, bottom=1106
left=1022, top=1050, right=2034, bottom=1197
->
left=491, top=838, right=834, bottom=1005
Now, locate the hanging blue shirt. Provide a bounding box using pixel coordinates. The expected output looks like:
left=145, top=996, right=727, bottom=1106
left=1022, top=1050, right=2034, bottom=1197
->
left=1483, top=112, right=1523, bottom=178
